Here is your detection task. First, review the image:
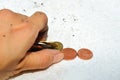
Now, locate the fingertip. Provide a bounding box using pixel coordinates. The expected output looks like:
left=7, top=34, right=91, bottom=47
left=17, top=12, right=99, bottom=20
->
left=29, top=11, right=48, bottom=31
left=53, top=52, right=64, bottom=64
left=33, top=11, right=48, bottom=22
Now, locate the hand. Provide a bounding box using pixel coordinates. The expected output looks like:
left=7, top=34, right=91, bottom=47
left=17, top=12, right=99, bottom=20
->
left=0, top=9, right=64, bottom=80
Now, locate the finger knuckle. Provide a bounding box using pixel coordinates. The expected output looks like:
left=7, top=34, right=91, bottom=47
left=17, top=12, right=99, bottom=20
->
left=34, top=11, right=48, bottom=22
left=0, top=9, right=15, bottom=18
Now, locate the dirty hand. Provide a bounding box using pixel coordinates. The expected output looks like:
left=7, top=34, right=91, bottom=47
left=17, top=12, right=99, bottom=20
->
left=0, top=9, right=64, bottom=79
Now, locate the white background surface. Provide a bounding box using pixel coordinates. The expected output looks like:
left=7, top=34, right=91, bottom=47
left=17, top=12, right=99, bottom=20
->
left=0, top=0, right=120, bottom=80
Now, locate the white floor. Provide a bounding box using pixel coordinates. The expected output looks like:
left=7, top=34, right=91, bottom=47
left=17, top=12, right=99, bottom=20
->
left=0, top=0, right=120, bottom=80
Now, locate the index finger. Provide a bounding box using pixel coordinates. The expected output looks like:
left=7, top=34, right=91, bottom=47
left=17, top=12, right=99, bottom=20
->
left=27, top=12, right=48, bottom=33
left=10, top=12, right=48, bottom=56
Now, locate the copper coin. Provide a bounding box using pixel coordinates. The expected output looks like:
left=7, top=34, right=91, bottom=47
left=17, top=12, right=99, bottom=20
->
left=78, top=48, right=93, bottom=60
left=61, top=48, right=77, bottom=60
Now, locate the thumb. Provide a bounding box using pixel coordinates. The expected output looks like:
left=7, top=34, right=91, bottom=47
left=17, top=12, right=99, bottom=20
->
left=15, top=49, right=64, bottom=73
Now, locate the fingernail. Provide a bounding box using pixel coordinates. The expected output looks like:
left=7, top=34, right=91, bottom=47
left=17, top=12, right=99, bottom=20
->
left=53, top=53, right=64, bottom=63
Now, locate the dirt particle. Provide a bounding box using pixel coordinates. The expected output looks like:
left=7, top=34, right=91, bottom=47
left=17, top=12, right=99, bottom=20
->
left=72, top=34, right=75, bottom=37
left=2, top=35, right=6, bottom=37
left=23, top=9, right=26, bottom=12
left=10, top=24, right=13, bottom=26
left=54, top=17, right=56, bottom=20
left=34, top=2, right=37, bottom=4
left=74, top=18, right=78, bottom=21
left=62, top=18, right=66, bottom=21
left=41, top=3, right=44, bottom=6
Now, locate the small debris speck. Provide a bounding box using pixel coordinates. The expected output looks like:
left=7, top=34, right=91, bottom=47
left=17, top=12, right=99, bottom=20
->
left=10, top=24, right=13, bottom=26
left=74, top=18, right=78, bottom=21
left=23, top=9, right=26, bottom=12
left=72, top=34, right=75, bottom=37
left=34, top=2, right=37, bottom=4
left=63, top=18, right=66, bottom=22
left=2, top=35, right=6, bottom=37
left=54, top=17, right=56, bottom=20
left=41, top=3, right=44, bottom=5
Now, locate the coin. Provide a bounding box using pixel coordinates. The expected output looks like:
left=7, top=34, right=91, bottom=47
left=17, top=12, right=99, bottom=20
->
left=42, top=41, right=63, bottom=50
left=61, top=48, right=77, bottom=60
left=50, top=41, right=63, bottom=50
left=29, top=41, right=63, bottom=52
left=78, top=48, right=93, bottom=60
